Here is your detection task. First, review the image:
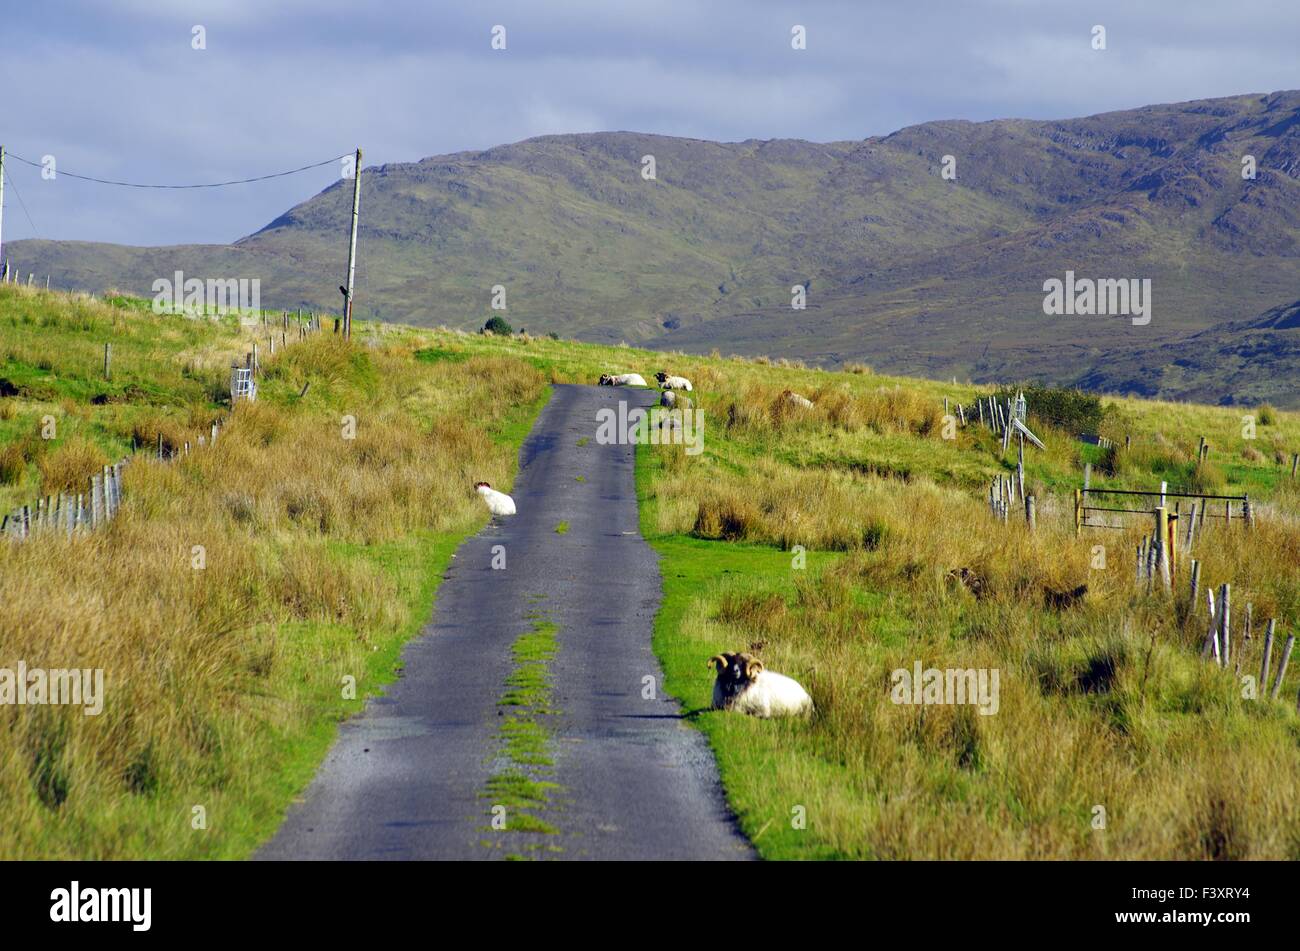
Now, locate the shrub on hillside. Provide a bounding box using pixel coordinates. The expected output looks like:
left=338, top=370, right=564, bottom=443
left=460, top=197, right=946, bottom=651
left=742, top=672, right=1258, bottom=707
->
left=994, top=384, right=1108, bottom=436
left=482, top=315, right=513, bottom=336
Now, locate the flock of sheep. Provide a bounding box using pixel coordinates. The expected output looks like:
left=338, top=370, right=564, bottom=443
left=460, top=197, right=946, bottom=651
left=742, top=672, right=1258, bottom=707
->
left=474, top=368, right=813, bottom=719
left=600, top=371, right=813, bottom=412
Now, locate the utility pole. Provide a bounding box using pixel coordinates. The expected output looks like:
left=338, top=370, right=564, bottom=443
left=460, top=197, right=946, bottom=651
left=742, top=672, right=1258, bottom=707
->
left=342, top=146, right=362, bottom=340
left=0, top=144, right=6, bottom=280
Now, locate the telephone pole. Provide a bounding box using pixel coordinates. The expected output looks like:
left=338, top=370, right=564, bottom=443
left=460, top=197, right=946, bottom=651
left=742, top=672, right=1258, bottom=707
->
left=342, top=146, right=362, bottom=340
left=0, top=145, right=7, bottom=280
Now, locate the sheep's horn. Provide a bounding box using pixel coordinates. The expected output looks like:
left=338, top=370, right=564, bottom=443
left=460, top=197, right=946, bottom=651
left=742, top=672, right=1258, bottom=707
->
left=746, top=660, right=765, bottom=678
left=707, top=654, right=727, bottom=671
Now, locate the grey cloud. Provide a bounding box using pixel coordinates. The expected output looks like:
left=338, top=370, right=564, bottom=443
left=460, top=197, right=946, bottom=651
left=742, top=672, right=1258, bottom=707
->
left=1, top=0, right=1296, bottom=245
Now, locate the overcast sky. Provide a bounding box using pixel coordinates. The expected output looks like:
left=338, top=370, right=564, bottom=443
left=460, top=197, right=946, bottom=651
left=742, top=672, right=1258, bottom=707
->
left=1, top=0, right=1296, bottom=247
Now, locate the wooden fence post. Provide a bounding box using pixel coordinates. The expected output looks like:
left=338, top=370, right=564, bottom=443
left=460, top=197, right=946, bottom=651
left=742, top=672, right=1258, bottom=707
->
left=1074, top=488, right=1083, bottom=535
left=104, top=342, right=112, bottom=380
left=90, top=474, right=103, bottom=528
left=102, top=466, right=113, bottom=520
left=1188, top=559, right=1200, bottom=616
left=1218, top=583, right=1231, bottom=668
left=1271, top=633, right=1294, bottom=701
left=1017, top=434, right=1025, bottom=499
left=1261, top=619, right=1276, bottom=695
left=1201, top=587, right=1219, bottom=661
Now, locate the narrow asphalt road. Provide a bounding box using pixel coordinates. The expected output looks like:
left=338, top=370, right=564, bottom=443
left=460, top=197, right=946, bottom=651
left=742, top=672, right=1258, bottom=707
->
left=258, top=383, right=753, bottom=860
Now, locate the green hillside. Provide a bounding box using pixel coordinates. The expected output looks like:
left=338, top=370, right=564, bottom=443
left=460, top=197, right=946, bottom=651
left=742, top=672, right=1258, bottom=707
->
left=11, top=90, right=1300, bottom=405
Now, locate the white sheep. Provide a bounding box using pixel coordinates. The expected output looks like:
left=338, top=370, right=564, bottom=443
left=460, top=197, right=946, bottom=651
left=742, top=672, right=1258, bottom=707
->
left=708, top=652, right=813, bottom=718
left=782, top=389, right=814, bottom=409
left=659, top=389, right=677, bottom=408
left=655, top=371, right=693, bottom=391
left=598, top=373, right=648, bottom=387
left=474, top=481, right=516, bottom=517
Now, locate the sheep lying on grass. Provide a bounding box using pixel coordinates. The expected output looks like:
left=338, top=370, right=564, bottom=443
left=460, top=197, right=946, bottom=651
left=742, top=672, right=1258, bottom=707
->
left=598, top=373, right=648, bottom=387
left=655, top=371, right=693, bottom=391
left=781, top=389, right=814, bottom=409
left=474, top=481, right=516, bottom=517
left=708, top=652, right=813, bottom=718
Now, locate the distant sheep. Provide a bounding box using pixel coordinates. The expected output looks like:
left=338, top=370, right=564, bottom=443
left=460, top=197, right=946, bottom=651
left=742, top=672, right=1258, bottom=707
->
left=655, top=371, right=693, bottom=391
left=781, top=389, right=814, bottom=409
left=474, top=481, right=516, bottom=517
left=598, top=373, right=648, bottom=387
left=707, top=652, right=813, bottom=718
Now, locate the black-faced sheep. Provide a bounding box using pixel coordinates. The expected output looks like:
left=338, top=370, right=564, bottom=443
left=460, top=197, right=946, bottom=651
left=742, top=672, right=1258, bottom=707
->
left=707, top=652, right=813, bottom=718
left=655, top=371, right=693, bottom=391
left=598, top=373, right=648, bottom=387
left=474, top=481, right=516, bottom=516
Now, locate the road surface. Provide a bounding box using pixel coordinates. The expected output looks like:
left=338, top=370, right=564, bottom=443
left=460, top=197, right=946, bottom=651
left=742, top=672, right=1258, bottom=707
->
left=258, top=383, right=752, bottom=860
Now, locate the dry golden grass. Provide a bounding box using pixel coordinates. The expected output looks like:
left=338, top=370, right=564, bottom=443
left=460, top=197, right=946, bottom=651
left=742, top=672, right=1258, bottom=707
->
left=0, top=329, right=545, bottom=858
left=36, top=438, right=110, bottom=494
left=638, top=357, right=1300, bottom=859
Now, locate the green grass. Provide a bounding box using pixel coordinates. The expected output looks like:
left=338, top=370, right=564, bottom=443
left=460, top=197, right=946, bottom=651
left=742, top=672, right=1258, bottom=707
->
left=6, top=284, right=1300, bottom=860
left=480, top=617, right=562, bottom=853
left=224, top=531, right=462, bottom=857
left=635, top=443, right=851, bottom=858
left=0, top=284, right=554, bottom=859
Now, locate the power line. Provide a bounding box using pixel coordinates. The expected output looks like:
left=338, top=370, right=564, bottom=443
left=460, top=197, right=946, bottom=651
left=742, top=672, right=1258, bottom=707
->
left=2, top=166, right=39, bottom=240
left=5, top=151, right=349, bottom=189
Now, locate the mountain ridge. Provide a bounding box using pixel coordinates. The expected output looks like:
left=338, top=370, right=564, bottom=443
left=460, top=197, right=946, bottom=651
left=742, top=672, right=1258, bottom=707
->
left=9, top=89, right=1300, bottom=404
